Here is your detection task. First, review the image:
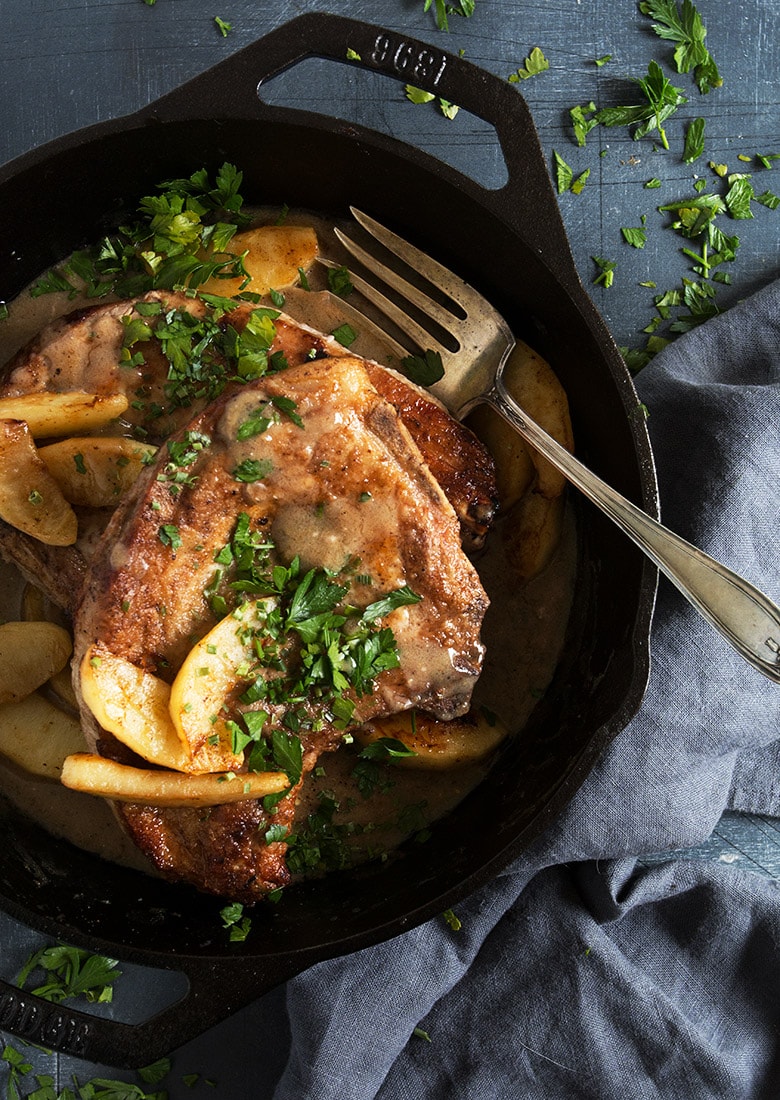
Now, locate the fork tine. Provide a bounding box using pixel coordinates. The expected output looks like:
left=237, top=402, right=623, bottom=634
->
left=315, top=258, right=409, bottom=360
left=334, top=226, right=462, bottom=336
left=317, top=256, right=456, bottom=366
left=350, top=208, right=491, bottom=316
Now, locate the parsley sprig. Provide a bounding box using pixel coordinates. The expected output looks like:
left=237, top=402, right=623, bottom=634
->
left=122, top=301, right=283, bottom=416
left=423, top=0, right=475, bottom=33
left=639, top=0, right=722, bottom=94
left=205, top=514, right=422, bottom=761
left=16, top=946, right=120, bottom=1005
left=595, top=60, right=687, bottom=150
left=31, top=163, right=251, bottom=302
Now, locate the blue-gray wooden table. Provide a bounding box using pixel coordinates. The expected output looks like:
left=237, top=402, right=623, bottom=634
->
left=1, top=0, right=778, bottom=1095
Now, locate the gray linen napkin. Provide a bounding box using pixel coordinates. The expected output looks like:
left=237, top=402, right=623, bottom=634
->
left=272, top=280, right=780, bottom=1100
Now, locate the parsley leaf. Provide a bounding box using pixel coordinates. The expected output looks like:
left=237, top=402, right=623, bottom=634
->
left=232, top=457, right=274, bottom=483
left=595, top=60, right=686, bottom=149
left=158, top=524, right=182, bottom=554
left=358, top=736, right=417, bottom=760
left=683, top=116, right=706, bottom=163
left=16, top=946, right=121, bottom=1005
left=621, top=226, right=648, bottom=248
left=570, top=102, right=598, bottom=147
left=326, top=265, right=354, bottom=298
left=508, top=47, right=550, bottom=82
left=400, top=349, right=445, bottom=385
left=220, top=901, right=252, bottom=941
left=639, top=0, right=722, bottom=94
left=423, top=0, right=475, bottom=32
left=331, top=322, right=357, bottom=347
left=361, top=585, right=423, bottom=623
left=724, top=175, right=755, bottom=220
left=593, top=256, right=617, bottom=288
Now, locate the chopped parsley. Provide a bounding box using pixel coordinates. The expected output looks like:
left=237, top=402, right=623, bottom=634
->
left=592, top=256, right=617, bottom=288
left=358, top=736, right=417, bottom=761
left=594, top=60, right=687, bottom=150
left=30, top=163, right=250, bottom=302
left=326, top=265, right=354, bottom=298
left=16, top=945, right=120, bottom=1005
left=286, top=789, right=361, bottom=874
left=553, top=152, right=589, bottom=195
left=423, top=0, right=475, bottom=33
left=232, top=457, right=274, bottom=483
left=220, top=901, right=252, bottom=941
left=683, top=116, right=706, bottom=162
left=331, top=322, right=357, bottom=347
left=405, top=85, right=460, bottom=120
left=400, top=348, right=445, bottom=385
left=203, top=514, right=422, bottom=751
left=508, top=46, right=550, bottom=82
left=158, top=523, right=183, bottom=554
left=570, top=102, right=598, bottom=147
left=157, top=429, right=210, bottom=495
left=621, top=225, right=648, bottom=249
left=639, top=0, right=722, bottom=94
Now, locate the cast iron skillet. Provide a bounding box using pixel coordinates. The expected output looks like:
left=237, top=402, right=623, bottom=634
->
left=0, top=13, right=657, bottom=1065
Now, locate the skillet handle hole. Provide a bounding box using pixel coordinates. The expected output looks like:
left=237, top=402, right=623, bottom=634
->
left=256, top=58, right=509, bottom=194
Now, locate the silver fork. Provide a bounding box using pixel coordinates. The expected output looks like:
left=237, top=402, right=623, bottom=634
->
left=320, top=209, right=780, bottom=683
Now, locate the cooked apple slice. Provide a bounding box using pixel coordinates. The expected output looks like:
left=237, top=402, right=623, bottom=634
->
left=468, top=338, right=573, bottom=504
left=199, top=224, right=318, bottom=297
left=169, top=598, right=275, bottom=765
left=0, top=392, right=129, bottom=438
left=0, top=419, right=77, bottom=545
left=0, top=620, right=73, bottom=704
left=503, top=492, right=566, bottom=582
left=38, top=436, right=157, bottom=507
left=355, top=708, right=507, bottom=769
left=0, top=691, right=86, bottom=778
left=61, top=753, right=288, bottom=807
left=80, top=644, right=245, bottom=773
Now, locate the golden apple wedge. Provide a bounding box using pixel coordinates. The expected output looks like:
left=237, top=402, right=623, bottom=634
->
left=61, top=753, right=288, bottom=807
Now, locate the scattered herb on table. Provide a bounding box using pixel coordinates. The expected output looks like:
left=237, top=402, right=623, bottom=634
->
left=508, top=46, right=549, bottom=82
left=594, top=60, right=687, bottom=150
left=405, top=85, right=460, bottom=120
left=214, top=17, right=232, bottom=37
left=639, top=0, right=722, bottom=94
left=423, top=0, right=475, bottom=33
left=592, top=256, right=617, bottom=289
left=442, top=907, right=462, bottom=931
left=621, top=225, right=648, bottom=249
left=16, top=945, right=121, bottom=1005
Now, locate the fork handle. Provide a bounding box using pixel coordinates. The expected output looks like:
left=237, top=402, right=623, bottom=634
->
left=489, top=375, right=780, bottom=683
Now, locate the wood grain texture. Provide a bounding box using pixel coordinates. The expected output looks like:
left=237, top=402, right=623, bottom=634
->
left=0, top=1, right=778, bottom=1093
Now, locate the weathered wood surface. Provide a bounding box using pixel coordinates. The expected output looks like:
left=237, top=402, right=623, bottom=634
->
left=0, top=1, right=778, bottom=1093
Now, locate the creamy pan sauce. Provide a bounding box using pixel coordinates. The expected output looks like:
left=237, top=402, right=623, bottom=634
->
left=0, top=209, right=576, bottom=882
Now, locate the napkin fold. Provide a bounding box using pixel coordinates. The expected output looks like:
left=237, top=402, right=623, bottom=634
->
left=272, top=281, right=780, bottom=1100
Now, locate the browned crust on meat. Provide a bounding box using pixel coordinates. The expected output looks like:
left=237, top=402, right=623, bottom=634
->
left=119, top=796, right=294, bottom=903
left=364, top=364, right=498, bottom=551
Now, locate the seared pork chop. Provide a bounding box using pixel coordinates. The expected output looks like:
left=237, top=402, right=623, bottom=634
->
left=0, top=294, right=497, bottom=613
left=74, top=355, right=489, bottom=900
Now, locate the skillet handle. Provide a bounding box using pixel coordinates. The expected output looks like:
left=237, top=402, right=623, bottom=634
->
left=0, top=953, right=299, bottom=1068
left=145, top=12, right=582, bottom=302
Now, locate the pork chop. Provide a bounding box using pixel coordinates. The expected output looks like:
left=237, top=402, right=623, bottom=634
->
left=0, top=294, right=497, bottom=613
left=74, top=355, right=489, bottom=900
